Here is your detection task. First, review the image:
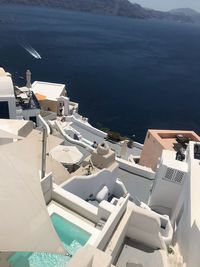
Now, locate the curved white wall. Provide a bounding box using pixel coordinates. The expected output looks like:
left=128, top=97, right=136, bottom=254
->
left=38, top=114, right=51, bottom=135
left=71, top=114, right=107, bottom=139
left=61, top=169, right=117, bottom=200
left=55, top=120, right=94, bottom=152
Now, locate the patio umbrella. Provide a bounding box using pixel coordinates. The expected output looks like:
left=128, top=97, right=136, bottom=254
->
left=0, top=135, right=65, bottom=254
left=50, top=145, right=83, bottom=165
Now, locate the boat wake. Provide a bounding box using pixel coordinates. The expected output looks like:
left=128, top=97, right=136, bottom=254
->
left=17, top=36, right=42, bottom=60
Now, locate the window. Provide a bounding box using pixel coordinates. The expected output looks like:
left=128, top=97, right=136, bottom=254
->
left=0, top=101, right=9, bottom=119
left=30, top=116, right=37, bottom=124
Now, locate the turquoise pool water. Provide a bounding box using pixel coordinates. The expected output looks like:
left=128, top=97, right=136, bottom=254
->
left=8, top=213, right=91, bottom=267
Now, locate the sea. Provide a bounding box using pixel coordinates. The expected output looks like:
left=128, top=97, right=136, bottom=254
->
left=1, top=4, right=200, bottom=142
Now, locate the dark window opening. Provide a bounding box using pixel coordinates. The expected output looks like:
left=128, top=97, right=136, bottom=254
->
left=0, top=101, right=9, bottom=119
left=30, top=116, right=37, bottom=124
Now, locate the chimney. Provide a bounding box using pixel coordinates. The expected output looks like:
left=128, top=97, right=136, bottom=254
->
left=26, top=69, right=32, bottom=88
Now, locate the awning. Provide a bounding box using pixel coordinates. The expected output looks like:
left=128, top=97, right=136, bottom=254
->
left=50, top=145, right=83, bottom=165
left=0, top=137, right=65, bottom=254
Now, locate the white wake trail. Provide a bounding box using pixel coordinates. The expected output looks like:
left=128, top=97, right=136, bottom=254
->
left=23, top=45, right=42, bottom=59
left=18, top=36, right=42, bottom=60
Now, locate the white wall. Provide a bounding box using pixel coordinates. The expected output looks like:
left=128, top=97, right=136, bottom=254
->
left=148, top=151, right=188, bottom=217
left=133, top=141, right=144, bottom=150
left=41, top=172, right=53, bottom=204
left=127, top=205, right=166, bottom=250
left=55, top=120, right=94, bottom=152
left=71, top=114, right=107, bottom=139
left=149, top=178, right=183, bottom=216
left=174, top=162, right=200, bottom=266
left=94, top=195, right=129, bottom=251
left=61, top=169, right=117, bottom=200
left=22, top=109, right=41, bottom=126
left=113, top=179, right=127, bottom=198
left=53, top=185, right=99, bottom=223
left=170, top=143, right=200, bottom=267
left=67, top=245, right=112, bottom=267
left=105, top=203, right=132, bottom=263
left=105, top=202, right=167, bottom=264
left=117, top=157, right=155, bottom=180
left=38, top=114, right=51, bottom=135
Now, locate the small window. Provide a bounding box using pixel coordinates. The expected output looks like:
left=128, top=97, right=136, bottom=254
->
left=0, top=101, right=9, bottom=119
left=30, top=116, right=37, bottom=124
left=194, top=144, right=200, bottom=160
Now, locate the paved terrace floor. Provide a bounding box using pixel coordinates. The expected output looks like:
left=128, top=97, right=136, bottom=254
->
left=117, top=169, right=153, bottom=204
left=116, top=238, right=165, bottom=267
left=71, top=123, right=105, bottom=145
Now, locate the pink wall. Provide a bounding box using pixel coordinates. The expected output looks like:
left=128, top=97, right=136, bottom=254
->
left=139, top=130, right=200, bottom=171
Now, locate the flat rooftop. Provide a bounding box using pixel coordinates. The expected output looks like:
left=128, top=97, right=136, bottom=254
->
left=32, top=81, right=65, bottom=101
left=139, top=129, right=200, bottom=171
left=148, top=129, right=200, bottom=150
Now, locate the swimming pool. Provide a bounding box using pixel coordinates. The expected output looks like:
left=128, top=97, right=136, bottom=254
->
left=8, top=213, right=91, bottom=267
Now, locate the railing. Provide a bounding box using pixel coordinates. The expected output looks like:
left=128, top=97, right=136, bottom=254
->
left=16, top=92, right=40, bottom=110
left=38, top=115, right=51, bottom=136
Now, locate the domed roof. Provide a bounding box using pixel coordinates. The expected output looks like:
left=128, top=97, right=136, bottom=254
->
left=0, top=68, right=14, bottom=97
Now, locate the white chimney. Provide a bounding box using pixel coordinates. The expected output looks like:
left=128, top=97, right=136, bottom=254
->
left=26, top=69, right=32, bottom=88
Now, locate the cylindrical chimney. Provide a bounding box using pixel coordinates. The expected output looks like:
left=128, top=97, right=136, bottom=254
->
left=26, top=69, right=32, bottom=88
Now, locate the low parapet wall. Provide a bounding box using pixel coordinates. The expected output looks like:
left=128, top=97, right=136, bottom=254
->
left=68, top=245, right=112, bottom=267
left=94, top=195, right=129, bottom=251
left=71, top=114, right=107, bottom=139
left=41, top=172, right=53, bottom=204
left=55, top=120, right=94, bottom=152
left=105, top=204, right=132, bottom=262
left=127, top=204, right=166, bottom=250
left=53, top=184, right=125, bottom=225
left=105, top=202, right=166, bottom=264
left=61, top=169, right=117, bottom=200
left=38, top=114, right=51, bottom=135
left=53, top=185, right=99, bottom=223
left=133, top=141, right=144, bottom=150
left=117, top=157, right=155, bottom=180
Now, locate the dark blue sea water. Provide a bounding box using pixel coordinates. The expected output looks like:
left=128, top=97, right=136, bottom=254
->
left=1, top=5, right=200, bottom=142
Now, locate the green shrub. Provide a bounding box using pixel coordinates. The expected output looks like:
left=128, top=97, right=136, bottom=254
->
left=108, top=131, right=122, bottom=142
